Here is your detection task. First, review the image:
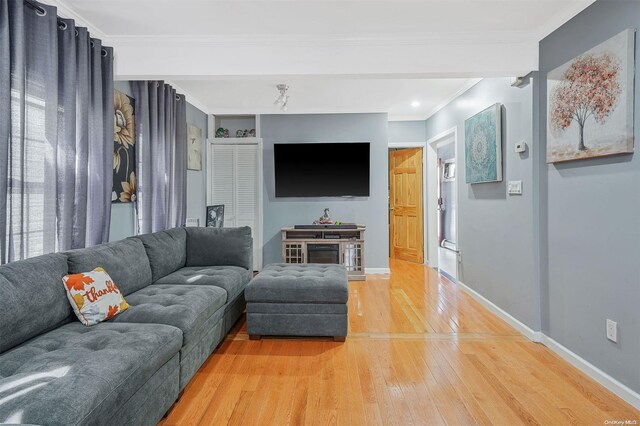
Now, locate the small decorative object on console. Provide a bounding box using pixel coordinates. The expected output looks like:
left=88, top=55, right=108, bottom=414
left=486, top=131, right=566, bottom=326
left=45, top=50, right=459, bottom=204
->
left=236, top=129, right=244, bottom=137
left=215, top=127, right=225, bottom=138
left=313, top=208, right=335, bottom=225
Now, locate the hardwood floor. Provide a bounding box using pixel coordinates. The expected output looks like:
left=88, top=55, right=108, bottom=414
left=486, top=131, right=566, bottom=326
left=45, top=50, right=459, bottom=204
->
left=160, top=259, right=639, bottom=425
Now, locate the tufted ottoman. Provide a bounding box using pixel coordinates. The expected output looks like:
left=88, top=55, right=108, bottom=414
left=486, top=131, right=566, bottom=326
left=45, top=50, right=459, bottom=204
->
left=245, top=263, right=349, bottom=341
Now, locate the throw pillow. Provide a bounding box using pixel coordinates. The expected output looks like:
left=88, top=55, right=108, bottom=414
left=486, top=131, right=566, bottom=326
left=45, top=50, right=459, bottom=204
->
left=63, top=267, right=130, bottom=326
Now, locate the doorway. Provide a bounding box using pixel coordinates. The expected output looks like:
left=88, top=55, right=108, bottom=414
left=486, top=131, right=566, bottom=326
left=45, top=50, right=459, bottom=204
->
left=436, top=140, right=458, bottom=281
left=389, top=147, right=424, bottom=264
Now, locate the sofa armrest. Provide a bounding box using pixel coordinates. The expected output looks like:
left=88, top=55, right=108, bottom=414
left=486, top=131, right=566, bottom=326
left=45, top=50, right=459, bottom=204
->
left=185, top=226, right=253, bottom=270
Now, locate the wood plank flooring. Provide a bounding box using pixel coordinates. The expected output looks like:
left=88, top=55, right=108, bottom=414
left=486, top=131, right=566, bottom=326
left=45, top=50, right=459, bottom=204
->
left=160, top=259, right=639, bottom=425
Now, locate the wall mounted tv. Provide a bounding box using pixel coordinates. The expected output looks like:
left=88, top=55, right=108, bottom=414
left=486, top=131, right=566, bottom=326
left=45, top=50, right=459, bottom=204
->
left=274, top=142, right=370, bottom=197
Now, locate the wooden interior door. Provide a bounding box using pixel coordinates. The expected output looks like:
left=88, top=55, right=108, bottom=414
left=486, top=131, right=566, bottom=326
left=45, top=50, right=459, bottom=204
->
left=389, top=148, right=424, bottom=263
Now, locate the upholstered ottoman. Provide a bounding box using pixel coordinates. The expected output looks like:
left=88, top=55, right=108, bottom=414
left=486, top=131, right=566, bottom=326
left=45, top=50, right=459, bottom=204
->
left=245, top=264, right=349, bottom=341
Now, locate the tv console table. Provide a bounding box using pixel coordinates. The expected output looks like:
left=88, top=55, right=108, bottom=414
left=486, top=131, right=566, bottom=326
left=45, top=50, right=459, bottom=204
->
left=281, top=226, right=366, bottom=281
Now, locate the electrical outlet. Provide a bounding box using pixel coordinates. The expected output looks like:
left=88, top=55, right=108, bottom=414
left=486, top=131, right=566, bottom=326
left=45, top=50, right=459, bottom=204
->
left=606, top=319, right=617, bottom=342
left=185, top=218, right=200, bottom=227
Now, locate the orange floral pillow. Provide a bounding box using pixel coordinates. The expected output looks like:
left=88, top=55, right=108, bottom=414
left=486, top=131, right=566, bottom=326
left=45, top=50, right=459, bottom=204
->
left=62, top=268, right=130, bottom=326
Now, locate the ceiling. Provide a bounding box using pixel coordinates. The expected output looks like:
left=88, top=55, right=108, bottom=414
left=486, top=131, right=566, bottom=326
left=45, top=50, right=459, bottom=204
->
left=51, top=0, right=594, bottom=118
left=172, top=78, right=480, bottom=120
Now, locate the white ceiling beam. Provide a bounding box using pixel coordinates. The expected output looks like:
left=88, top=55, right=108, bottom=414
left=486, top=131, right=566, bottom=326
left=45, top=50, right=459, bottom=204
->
left=111, top=35, right=538, bottom=81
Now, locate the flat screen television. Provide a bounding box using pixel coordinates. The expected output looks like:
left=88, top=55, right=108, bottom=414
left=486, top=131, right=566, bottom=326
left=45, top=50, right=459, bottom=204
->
left=274, top=142, right=370, bottom=197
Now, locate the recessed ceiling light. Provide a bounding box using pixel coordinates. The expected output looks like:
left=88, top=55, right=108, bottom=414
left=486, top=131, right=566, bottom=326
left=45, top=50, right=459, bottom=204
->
left=411, top=101, right=420, bottom=108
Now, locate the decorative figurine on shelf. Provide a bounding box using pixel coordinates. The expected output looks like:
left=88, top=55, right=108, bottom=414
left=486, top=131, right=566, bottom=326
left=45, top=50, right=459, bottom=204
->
left=236, top=129, right=244, bottom=137
left=313, top=208, right=334, bottom=225
left=215, top=127, right=225, bottom=138
left=242, top=129, right=249, bottom=137
left=248, top=128, right=256, bottom=137
left=223, top=129, right=229, bottom=138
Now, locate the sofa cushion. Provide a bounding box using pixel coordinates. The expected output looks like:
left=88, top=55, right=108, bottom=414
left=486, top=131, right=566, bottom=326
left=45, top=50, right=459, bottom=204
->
left=154, top=266, right=251, bottom=303
left=0, top=253, right=71, bottom=353
left=0, top=322, right=182, bottom=426
left=245, top=263, right=348, bottom=304
left=133, top=227, right=187, bottom=282
left=185, top=226, right=253, bottom=270
left=109, top=284, right=226, bottom=346
left=65, top=238, right=152, bottom=296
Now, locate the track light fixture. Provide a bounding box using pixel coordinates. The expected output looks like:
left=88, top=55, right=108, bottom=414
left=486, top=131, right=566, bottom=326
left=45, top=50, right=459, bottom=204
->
left=274, top=84, right=289, bottom=111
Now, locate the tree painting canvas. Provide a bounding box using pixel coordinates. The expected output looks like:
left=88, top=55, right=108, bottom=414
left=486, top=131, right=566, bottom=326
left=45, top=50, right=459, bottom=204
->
left=465, top=103, right=502, bottom=184
left=547, top=29, right=635, bottom=163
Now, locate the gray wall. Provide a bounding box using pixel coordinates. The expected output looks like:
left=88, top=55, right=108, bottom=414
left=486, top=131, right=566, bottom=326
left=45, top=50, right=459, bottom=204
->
left=260, top=113, right=390, bottom=269
left=109, top=81, right=207, bottom=240
left=185, top=103, right=208, bottom=227
left=388, top=120, right=426, bottom=143
left=424, top=78, right=539, bottom=329
left=539, top=0, right=640, bottom=392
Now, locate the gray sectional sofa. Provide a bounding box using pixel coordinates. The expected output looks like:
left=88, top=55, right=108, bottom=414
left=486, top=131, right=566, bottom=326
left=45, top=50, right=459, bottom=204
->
left=0, top=226, right=253, bottom=426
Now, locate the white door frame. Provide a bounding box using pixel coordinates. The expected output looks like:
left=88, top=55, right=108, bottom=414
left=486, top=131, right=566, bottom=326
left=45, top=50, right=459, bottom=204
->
left=388, top=142, right=428, bottom=265
left=426, top=126, right=458, bottom=271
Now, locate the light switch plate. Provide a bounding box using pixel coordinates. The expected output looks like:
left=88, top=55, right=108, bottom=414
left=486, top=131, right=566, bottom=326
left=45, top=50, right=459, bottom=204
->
left=508, top=180, right=523, bottom=195
left=606, top=319, right=617, bottom=342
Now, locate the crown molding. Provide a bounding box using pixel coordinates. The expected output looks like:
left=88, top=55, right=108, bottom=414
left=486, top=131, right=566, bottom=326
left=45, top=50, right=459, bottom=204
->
left=423, top=78, right=483, bottom=121
left=105, top=30, right=539, bottom=48
left=164, top=80, right=211, bottom=115
left=43, top=0, right=107, bottom=39
left=535, top=0, right=596, bottom=41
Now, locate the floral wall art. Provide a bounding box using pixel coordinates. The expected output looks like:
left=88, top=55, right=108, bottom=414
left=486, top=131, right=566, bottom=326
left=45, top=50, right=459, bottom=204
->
left=547, top=29, right=635, bottom=163
left=112, top=90, right=137, bottom=203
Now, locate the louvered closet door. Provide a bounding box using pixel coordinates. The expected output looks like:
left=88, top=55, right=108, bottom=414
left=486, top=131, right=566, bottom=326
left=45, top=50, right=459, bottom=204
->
left=235, top=145, right=259, bottom=269
left=210, top=143, right=260, bottom=270
left=211, top=145, right=236, bottom=226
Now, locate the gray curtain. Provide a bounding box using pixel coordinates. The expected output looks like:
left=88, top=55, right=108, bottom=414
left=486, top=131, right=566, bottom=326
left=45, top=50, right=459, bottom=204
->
left=132, top=81, right=187, bottom=234
left=0, top=0, right=113, bottom=263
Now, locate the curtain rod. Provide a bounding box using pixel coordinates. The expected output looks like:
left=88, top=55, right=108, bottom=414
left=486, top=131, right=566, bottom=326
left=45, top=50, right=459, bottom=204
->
left=24, top=0, right=46, bottom=16
left=24, top=0, right=73, bottom=31
left=22, top=0, right=109, bottom=55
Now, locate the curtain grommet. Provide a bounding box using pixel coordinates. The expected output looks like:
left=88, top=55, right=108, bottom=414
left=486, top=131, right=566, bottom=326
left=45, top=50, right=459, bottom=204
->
left=58, top=21, right=67, bottom=30
left=101, top=49, right=108, bottom=57
left=35, top=7, right=46, bottom=16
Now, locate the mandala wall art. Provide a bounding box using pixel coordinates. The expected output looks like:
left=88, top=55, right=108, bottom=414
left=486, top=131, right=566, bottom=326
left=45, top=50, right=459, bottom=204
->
left=547, top=29, right=635, bottom=163
left=465, top=103, right=502, bottom=184
left=112, top=90, right=137, bottom=203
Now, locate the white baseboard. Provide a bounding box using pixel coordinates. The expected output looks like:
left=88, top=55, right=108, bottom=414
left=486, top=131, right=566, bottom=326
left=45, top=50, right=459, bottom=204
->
left=539, top=334, right=640, bottom=410
left=365, top=267, right=391, bottom=274
left=456, top=280, right=542, bottom=342
left=456, top=279, right=640, bottom=411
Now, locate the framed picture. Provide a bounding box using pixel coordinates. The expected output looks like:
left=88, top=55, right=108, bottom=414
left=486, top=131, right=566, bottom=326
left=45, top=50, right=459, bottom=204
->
left=465, top=103, right=502, bottom=184
left=547, top=29, right=635, bottom=163
left=206, top=205, right=224, bottom=228
left=112, top=90, right=136, bottom=203
left=442, top=160, right=456, bottom=181
left=187, top=124, right=203, bottom=171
